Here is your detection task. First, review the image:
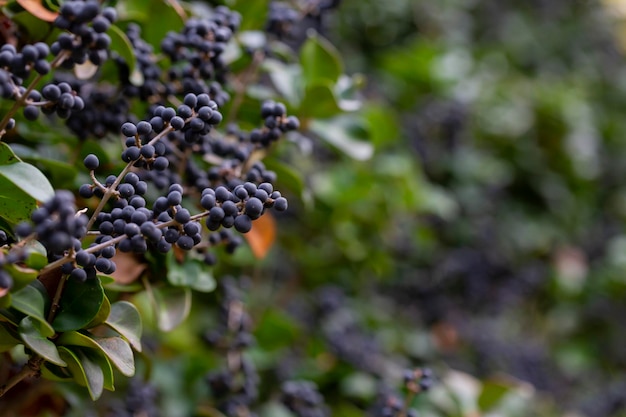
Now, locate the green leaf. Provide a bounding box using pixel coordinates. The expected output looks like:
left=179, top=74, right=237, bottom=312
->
left=0, top=142, right=21, bottom=164
left=93, top=336, right=135, bottom=377
left=52, top=277, right=104, bottom=332
left=0, top=179, right=38, bottom=224
left=23, top=240, right=48, bottom=270
left=263, top=159, right=305, bottom=200
left=85, top=295, right=111, bottom=329
left=253, top=308, right=300, bottom=350
left=0, top=162, right=54, bottom=202
left=19, top=316, right=66, bottom=367
left=0, top=322, right=21, bottom=352
left=0, top=292, right=10, bottom=309
left=58, top=346, right=104, bottom=400
left=299, top=83, right=342, bottom=119
left=108, top=24, right=137, bottom=80
left=0, top=307, right=20, bottom=326
left=310, top=117, right=374, bottom=161
left=5, top=263, right=40, bottom=293
left=238, top=30, right=267, bottom=50
left=10, top=144, right=77, bottom=188
left=363, top=104, right=401, bottom=149
left=300, top=31, right=343, bottom=86
left=41, top=362, right=72, bottom=382
left=57, top=330, right=134, bottom=378
left=10, top=281, right=54, bottom=337
left=478, top=379, right=518, bottom=411
left=262, top=59, right=302, bottom=105
left=105, top=301, right=142, bottom=352
left=154, top=286, right=191, bottom=332
left=231, top=0, right=270, bottom=32
left=89, top=346, right=115, bottom=391
left=167, top=253, right=215, bottom=293
left=10, top=11, right=50, bottom=40
left=140, top=0, right=185, bottom=49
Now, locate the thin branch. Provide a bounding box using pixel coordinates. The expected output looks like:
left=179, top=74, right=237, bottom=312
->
left=0, top=357, right=43, bottom=398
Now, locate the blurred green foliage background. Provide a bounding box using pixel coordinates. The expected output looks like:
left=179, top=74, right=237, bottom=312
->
left=4, top=0, right=626, bottom=416
left=111, top=0, right=626, bottom=416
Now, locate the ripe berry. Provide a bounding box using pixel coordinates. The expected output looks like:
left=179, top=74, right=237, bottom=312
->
left=23, top=105, right=40, bottom=121
left=234, top=214, right=252, bottom=233
left=176, top=235, right=194, bottom=250
left=174, top=208, right=191, bottom=224
left=244, top=198, right=263, bottom=219
left=152, top=156, right=168, bottom=171
left=167, top=191, right=182, bottom=206
left=273, top=197, right=288, bottom=212
left=121, top=122, right=137, bottom=137
left=70, top=268, right=87, bottom=282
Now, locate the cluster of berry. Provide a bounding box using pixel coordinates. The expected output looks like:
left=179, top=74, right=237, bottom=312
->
left=0, top=0, right=302, bottom=294
left=105, top=378, right=160, bottom=417
left=265, top=0, right=342, bottom=41
left=52, top=0, right=117, bottom=68
left=0, top=0, right=117, bottom=137
left=281, top=380, right=330, bottom=417
left=204, top=277, right=259, bottom=416
left=162, top=6, right=240, bottom=92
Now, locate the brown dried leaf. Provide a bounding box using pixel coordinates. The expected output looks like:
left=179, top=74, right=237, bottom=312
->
left=244, top=212, right=276, bottom=259
left=110, top=252, right=147, bottom=285
left=16, top=0, right=58, bottom=22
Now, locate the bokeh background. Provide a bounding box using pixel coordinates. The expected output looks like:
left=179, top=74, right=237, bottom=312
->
left=3, top=0, right=626, bottom=416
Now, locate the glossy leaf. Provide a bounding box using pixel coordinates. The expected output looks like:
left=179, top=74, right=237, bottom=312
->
left=105, top=301, right=142, bottom=352
left=0, top=323, right=21, bottom=352
left=52, top=277, right=104, bottom=332
left=140, top=0, right=185, bottom=50
left=154, top=286, right=191, bottom=332
left=8, top=11, right=50, bottom=40
left=0, top=179, right=38, bottom=224
left=58, top=346, right=104, bottom=400
left=11, top=145, right=78, bottom=188
left=167, top=253, right=215, bottom=292
left=5, top=263, right=39, bottom=293
left=57, top=330, right=133, bottom=379
left=310, top=118, right=374, bottom=161
left=0, top=142, right=21, bottom=164
left=10, top=281, right=54, bottom=336
left=232, top=0, right=269, bottom=32
left=0, top=162, right=54, bottom=202
left=93, top=337, right=135, bottom=377
left=0, top=292, right=10, bottom=309
left=41, top=362, right=72, bottom=382
left=108, top=24, right=137, bottom=80
left=300, top=31, right=343, bottom=85
left=85, top=295, right=111, bottom=329
left=19, top=316, right=66, bottom=367
left=89, top=347, right=115, bottom=391
left=299, top=83, right=342, bottom=119
left=262, top=59, right=302, bottom=105
left=23, top=240, right=48, bottom=269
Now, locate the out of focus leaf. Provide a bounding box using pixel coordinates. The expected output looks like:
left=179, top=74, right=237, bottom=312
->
left=10, top=281, right=53, bottom=336
left=58, top=346, right=104, bottom=400
left=105, top=301, right=142, bottom=352
left=52, top=277, right=104, bottom=332
left=300, top=31, right=343, bottom=85
left=154, top=286, right=191, bottom=332
left=19, top=316, right=66, bottom=366
left=310, top=117, right=374, bottom=161
left=244, top=211, right=276, bottom=259
left=16, top=0, right=58, bottom=21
